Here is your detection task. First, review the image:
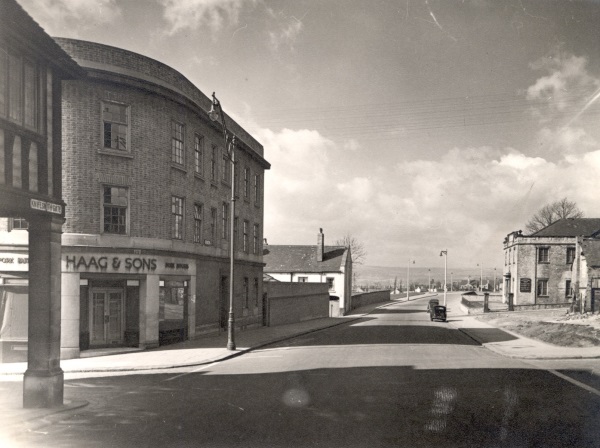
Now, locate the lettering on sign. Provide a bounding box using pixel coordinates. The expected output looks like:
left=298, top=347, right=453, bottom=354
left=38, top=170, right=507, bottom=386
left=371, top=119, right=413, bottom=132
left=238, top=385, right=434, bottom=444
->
left=30, top=199, right=62, bottom=214
left=165, top=262, right=189, bottom=270
left=65, top=255, right=157, bottom=272
left=520, top=278, right=532, bottom=293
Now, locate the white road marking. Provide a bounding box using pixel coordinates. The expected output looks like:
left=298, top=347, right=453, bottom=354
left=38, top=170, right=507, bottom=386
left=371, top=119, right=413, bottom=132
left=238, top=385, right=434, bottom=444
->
left=548, top=369, right=600, bottom=397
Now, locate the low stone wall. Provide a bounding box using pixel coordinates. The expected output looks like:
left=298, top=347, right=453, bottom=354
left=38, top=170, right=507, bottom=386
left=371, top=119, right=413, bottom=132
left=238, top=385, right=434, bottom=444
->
left=513, top=303, right=570, bottom=311
left=351, top=290, right=391, bottom=310
left=265, top=282, right=330, bottom=327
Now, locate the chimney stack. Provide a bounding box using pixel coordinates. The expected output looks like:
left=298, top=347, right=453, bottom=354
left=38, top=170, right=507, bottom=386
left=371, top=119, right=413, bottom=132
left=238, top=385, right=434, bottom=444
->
left=317, top=228, right=324, bottom=262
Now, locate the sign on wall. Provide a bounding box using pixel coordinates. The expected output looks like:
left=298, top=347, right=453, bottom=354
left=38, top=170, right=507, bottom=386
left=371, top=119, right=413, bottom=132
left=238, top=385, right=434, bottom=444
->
left=63, top=253, right=193, bottom=275
left=520, top=278, right=532, bottom=293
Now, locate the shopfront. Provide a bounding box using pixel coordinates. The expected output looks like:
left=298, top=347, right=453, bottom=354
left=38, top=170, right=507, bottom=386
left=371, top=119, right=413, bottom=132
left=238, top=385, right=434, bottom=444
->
left=61, top=251, right=196, bottom=359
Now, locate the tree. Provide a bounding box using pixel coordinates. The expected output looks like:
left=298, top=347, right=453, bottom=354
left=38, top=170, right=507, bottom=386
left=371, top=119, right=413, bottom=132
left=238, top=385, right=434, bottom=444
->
left=335, top=233, right=367, bottom=265
left=525, top=197, right=584, bottom=234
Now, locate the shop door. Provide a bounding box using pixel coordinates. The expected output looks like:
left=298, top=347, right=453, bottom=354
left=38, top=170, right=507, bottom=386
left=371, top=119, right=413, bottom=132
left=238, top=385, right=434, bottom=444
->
left=90, top=289, right=124, bottom=347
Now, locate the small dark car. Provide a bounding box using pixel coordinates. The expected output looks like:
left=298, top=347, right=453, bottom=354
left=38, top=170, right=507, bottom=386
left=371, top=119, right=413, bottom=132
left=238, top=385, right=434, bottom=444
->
left=430, top=305, right=447, bottom=322
left=426, top=298, right=439, bottom=312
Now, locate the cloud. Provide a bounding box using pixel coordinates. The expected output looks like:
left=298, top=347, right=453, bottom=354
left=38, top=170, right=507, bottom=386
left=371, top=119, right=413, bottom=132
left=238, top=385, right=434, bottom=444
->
left=527, top=51, right=600, bottom=113
left=18, top=0, right=121, bottom=35
left=159, top=0, right=254, bottom=35
left=267, top=12, right=304, bottom=52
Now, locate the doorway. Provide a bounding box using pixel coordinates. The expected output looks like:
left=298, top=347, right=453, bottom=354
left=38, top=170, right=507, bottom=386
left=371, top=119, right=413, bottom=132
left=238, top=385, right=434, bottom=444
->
left=90, top=288, right=124, bottom=347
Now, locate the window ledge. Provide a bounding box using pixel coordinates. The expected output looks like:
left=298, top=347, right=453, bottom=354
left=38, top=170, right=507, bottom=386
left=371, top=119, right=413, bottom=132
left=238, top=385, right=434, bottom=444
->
left=194, top=172, right=205, bottom=181
left=171, top=163, right=187, bottom=174
left=210, top=181, right=219, bottom=188
left=98, top=149, right=133, bottom=159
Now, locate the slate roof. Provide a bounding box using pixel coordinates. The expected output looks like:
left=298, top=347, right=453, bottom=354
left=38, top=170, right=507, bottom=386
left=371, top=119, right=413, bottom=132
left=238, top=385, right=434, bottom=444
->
left=532, top=218, right=600, bottom=238
left=263, top=245, right=348, bottom=273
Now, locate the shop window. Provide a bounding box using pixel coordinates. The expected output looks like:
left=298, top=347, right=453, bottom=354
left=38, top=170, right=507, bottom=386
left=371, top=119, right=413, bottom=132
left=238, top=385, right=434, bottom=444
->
left=11, top=217, right=28, bottom=230
left=102, top=101, right=129, bottom=151
left=159, top=280, right=186, bottom=322
left=103, top=186, right=128, bottom=234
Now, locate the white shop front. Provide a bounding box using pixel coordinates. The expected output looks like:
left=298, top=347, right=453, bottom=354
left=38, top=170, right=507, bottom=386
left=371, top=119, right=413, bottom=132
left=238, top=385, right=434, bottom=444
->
left=61, top=251, right=197, bottom=359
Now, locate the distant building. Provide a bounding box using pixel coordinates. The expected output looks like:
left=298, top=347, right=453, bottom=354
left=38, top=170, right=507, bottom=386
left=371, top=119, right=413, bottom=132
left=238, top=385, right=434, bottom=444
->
left=503, top=218, right=600, bottom=307
left=263, top=229, right=352, bottom=316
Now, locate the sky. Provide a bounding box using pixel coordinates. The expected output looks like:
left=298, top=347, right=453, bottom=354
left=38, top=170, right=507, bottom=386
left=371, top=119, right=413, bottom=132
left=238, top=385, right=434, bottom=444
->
left=20, top=0, right=600, bottom=270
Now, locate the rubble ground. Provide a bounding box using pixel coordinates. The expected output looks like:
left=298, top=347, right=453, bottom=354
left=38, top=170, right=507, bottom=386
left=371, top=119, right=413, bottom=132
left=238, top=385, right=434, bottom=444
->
left=475, top=309, right=600, bottom=347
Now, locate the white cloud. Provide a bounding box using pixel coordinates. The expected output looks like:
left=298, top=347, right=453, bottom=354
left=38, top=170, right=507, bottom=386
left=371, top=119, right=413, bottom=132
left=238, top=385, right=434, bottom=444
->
left=159, top=0, right=254, bottom=35
left=267, top=14, right=303, bottom=52
left=527, top=51, right=600, bottom=113
left=19, top=0, right=121, bottom=35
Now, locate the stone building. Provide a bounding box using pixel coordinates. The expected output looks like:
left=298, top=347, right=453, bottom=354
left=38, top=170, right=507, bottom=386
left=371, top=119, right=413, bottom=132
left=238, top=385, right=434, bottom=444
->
left=0, top=38, right=270, bottom=360
left=503, top=218, right=600, bottom=308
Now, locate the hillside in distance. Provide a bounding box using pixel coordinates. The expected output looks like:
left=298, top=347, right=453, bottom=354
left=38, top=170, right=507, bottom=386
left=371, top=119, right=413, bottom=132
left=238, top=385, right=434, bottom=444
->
left=356, top=265, right=501, bottom=288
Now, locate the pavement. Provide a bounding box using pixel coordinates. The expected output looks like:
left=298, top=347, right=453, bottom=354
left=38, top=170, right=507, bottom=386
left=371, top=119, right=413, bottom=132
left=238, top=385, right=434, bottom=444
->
left=2, top=293, right=600, bottom=440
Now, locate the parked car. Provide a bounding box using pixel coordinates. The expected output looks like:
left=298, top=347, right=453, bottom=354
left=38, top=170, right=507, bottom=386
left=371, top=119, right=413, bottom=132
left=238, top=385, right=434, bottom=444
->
left=426, top=298, right=439, bottom=312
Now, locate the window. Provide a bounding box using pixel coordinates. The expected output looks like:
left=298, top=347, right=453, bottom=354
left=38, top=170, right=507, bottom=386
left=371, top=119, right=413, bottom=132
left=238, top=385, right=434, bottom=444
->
left=8, top=52, right=22, bottom=123
left=538, top=247, right=549, bottom=263
left=326, top=277, right=335, bottom=292
left=194, top=203, right=203, bottom=243
left=210, top=207, right=217, bottom=241
left=221, top=152, right=230, bottom=183
left=0, top=48, right=7, bottom=117
left=234, top=217, right=239, bottom=251
left=103, top=186, right=128, bottom=234
left=565, top=280, right=572, bottom=298
left=243, top=220, right=249, bottom=253
left=254, top=173, right=261, bottom=205
left=1, top=49, right=40, bottom=130
left=221, top=202, right=228, bottom=239
left=103, top=102, right=128, bottom=150
left=194, top=134, right=204, bottom=175
left=244, top=168, right=250, bottom=198
left=172, top=196, right=184, bottom=239
left=254, top=278, right=259, bottom=307
left=211, top=145, right=217, bottom=181
left=243, top=277, right=249, bottom=308
left=566, top=247, right=575, bottom=264
left=298, top=277, right=308, bottom=283
left=537, top=279, right=548, bottom=297
left=12, top=217, right=28, bottom=230
left=171, top=121, right=184, bottom=165
left=253, top=224, right=259, bottom=254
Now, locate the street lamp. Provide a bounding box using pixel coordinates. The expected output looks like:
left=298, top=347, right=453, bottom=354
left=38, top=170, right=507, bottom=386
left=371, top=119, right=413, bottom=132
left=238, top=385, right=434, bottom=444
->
left=208, top=92, right=236, bottom=351
left=440, top=250, right=447, bottom=306
left=428, top=269, right=431, bottom=291
left=451, top=272, right=453, bottom=292
left=406, top=259, right=415, bottom=301
left=494, top=267, right=497, bottom=292
left=477, top=263, right=483, bottom=292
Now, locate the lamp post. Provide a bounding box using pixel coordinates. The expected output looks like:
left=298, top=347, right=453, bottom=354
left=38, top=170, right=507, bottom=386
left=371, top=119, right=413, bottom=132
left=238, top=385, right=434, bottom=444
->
left=440, top=250, right=447, bottom=306
left=208, top=92, right=236, bottom=351
left=477, top=263, right=483, bottom=291
left=428, top=269, right=431, bottom=292
left=494, top=267, right=497, bottom=292
left=406, top=259, right=414, bottom=301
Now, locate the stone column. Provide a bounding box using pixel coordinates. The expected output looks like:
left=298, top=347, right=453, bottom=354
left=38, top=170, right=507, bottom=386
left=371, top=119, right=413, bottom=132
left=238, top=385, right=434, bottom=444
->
left=24, top=214, right=64, bottom=408
left=60, top=272, right=80, bottom=359
left=139, top=274, right=159, bottom=349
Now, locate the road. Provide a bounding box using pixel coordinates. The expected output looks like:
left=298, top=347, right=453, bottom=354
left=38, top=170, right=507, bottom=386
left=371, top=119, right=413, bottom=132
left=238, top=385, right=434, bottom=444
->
left=6, top=294, right=600, bottom=447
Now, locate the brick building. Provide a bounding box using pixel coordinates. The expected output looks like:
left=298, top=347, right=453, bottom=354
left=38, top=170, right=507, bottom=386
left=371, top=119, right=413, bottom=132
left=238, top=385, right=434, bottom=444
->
left=0, top=38, right=270, bottom=360
left=503, top=219, right=600, bottom=308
